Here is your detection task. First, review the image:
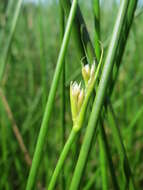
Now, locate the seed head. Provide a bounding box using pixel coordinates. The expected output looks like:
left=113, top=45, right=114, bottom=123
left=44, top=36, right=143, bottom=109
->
left=82, top=64, right=90, bottom=86
left=70, top=81, right=85, bottom=123
left=71, top=81, right=81, bottom=98
left=82, top=62, right=96, bottom=87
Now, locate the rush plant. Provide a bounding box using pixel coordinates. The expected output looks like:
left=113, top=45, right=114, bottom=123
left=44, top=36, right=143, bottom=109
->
left=0, top=0, right=140, bottom=189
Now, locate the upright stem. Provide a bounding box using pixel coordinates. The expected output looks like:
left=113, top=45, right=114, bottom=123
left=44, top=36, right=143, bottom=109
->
left=47, top=51, right=103, bottom=190
left=108, top=103, right=135, bottom=190
left=59, top=0, right=66, bottom=189
left=69, top=1, right=130, bottom=189
left=26, top=0, right=78, bottom=189
left=93, top=1, right=108, bottom=189
left=99, top=121, right=120, bottom=190
left=38, top=0, right=47, bottom=109
left=93, top=0, right=100, bottom=60
left=98, top=127, right=108, bottom=190
left=0, top=0, right=23, bottom=82
left=61, top=0, right=96, bottom=64
left=93, top=1, right=119, bottom=189
left=47, top=130, right=76, bottom=190
left=109, top=0, right=138, bottom=95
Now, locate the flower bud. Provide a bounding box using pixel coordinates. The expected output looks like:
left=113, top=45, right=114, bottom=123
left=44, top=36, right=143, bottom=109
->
left=72, top=82, right=81, bottom=97
left=70, top=81, right=85, bottom=124
left=82, top=62, right=96, bottom=87
left=82, top=64, right=90, bottom=86
left=70, top=82, right=82, bottom=123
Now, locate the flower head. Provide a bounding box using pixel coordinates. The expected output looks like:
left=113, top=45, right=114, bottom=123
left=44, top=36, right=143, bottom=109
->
left=82, top=64, right=90, bottom=86
left=70, top=81, right=84, bottom=123
left=71, top=81, right=81, bottom=98
left=82, top=62, right=96, bottom=87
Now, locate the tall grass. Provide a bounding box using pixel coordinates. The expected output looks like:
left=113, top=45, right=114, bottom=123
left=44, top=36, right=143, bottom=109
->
left=0, top=0, right=23, bottom=82
left=26, top=0, right=79, bottom=189
left=69, top=1, right=134, bottom=189
left=0, top=0, right=142, bottom=189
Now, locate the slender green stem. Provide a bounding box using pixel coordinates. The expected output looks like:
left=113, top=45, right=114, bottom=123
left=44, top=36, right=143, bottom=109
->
left=98, top=128, right=108, bottom=190
left=61, top=0, right=96, bottom=64
left=69, top=1, right=130, bottom=189
left=93, top=0, right=100, bottom=61
left=93, top=1, right=109, bottom=189
left=38, top=0, right=47, bottom=109
left=99, top=121, right=120, bottom=190
left=47, top=51, right=103, bottom=190
left=59, top=0, right=66, bottom=189
left=109, top=0, right=138, bottom=95
left=0, top=0, right=23, bottom=82
left=47, top=129, right=76, bottom=190
left=93, top=0, right=119, bottom=189
left=108, top=103, right=136, bottom=190
left=25, top=0, right=78, bottom=189
left=83, top=169, right=100, bottom=190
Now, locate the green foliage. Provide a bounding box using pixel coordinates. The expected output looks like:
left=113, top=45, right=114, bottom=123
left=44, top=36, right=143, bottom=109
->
left=0, top=0, right=143, bottom=190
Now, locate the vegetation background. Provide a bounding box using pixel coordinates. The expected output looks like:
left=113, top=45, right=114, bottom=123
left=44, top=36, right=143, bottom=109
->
left=0, top=0, right=143, bottom=189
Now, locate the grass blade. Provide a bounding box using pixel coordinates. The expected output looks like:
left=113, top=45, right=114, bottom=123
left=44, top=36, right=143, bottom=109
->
left=0, top=0, right=23, bottom=82
left=69, top=1, right=130, bottom=189
left=59, top=0, right=66, bottom=189
left=26, top=0, right=79, bottom=189
left=61, top=0, right=96, bottom=63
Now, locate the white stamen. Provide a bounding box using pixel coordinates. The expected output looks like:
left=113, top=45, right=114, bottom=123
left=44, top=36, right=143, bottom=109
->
left=71, top=82, right=81, bottom=97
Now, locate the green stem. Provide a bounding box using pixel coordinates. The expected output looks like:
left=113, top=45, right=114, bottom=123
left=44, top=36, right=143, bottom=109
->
left=93, top=0, right=100, bottom=61
left=47, top=50, right=103, bottom=190
left=61, top=0, right=96, bottom=64
left=93, top=1, right=109, bottom=189
left=98, top=127, right=108, bottom=190
left=93, top=1, right=119, bottom=189
left=109, top=0, right=138, bottom=95
left=99, top=121, right=120, bottom=190
left=59, top=0, right=66, bottom=189
left=83, top=169, right=99, bottom=190
left=108, top=103, right=135, bottom=190
left=25, top=0, right=78, bottom=189
left=69, top=1, right=130, bottom=189
left=0, top=0, right=23, bottom=82
left=47, top=129, right=76, bottom=190
left=38, top=0, right=47, bottom=109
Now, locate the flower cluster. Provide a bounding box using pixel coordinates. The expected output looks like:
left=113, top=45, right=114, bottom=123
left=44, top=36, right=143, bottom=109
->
left=70, top=62, right=96, bottom=127
left=70, top=82, right=84, bottom=123
left=82, top=62, right=95, bottom=87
